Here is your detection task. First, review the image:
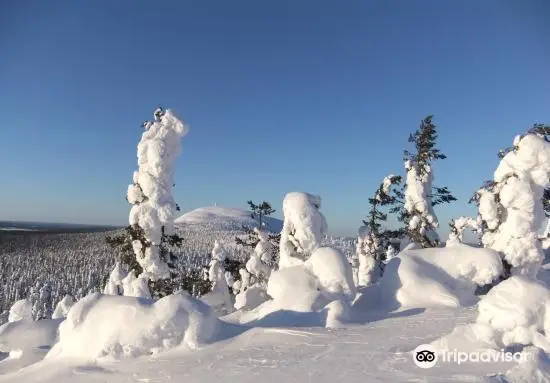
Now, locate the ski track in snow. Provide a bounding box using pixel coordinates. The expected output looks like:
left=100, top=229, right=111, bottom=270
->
left=0, top=305, right=520, bottom=383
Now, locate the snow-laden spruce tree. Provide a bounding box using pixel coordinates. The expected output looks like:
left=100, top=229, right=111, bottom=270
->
left=446, top=217, right=478, bottom=247
left=356, top=175, right=402, bottom=286
left=278, top=192, right=328, bottom=269
left=203, top=241, right=233, bottom=314
left=470, top=124, right=550, bottom=277
left=399, top=116, right=456, bottom=247
left=110, top=106, right=188, bottom=299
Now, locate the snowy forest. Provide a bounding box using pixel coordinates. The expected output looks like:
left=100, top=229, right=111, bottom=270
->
left=2, top=107, right=550, bottom=382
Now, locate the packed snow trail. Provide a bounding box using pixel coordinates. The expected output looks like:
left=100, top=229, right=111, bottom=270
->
left=0, top=307, right=519, bottom=383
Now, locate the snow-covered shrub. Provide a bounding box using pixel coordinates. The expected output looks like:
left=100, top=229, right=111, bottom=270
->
left=471, top=126, right=550, bottom=277
left=103, top=262, right=127, bottom=296
left=0, top=318, right=63, bottom=368
left=434, top=276, right=550, bottom=358
left=201, top=241, right=233, bottom=315
left=378, top=244, right=503, bottom=308
left=476, top=276, right=550, bottom=352
left=51, top=295, right=74, bottom=319
left=46, top=292, right=220, bottom=359
left=266, top=247, right=356, bottom=313
left=8, top=299, right=32, bottom=322
left=447, top=216, right=478, bottom=247
left=234, top=229, right=275, bottom=310
left=279, top=192, right=327, bottom=269
left=356, top=175, right=403, bottom=287
left=121, top=271, right=152, bottom=299
left=122, top=107, right=188, bottom=298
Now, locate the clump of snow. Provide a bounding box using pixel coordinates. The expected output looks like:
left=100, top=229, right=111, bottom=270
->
left=306, top=247, right=356, bottom=302
left=8, top=299, right=32, bottom=323
left=103, top=262, right=127, bottom=296
left=234, top=285, right=270, bottom=311
left=476, top=133, right=550, bottom=277
left=127, top=108, right=188, bottom=281
left=51, top=295, right=74, bottom=319
left=121, top=271, right=152, bottom=299
left=475, top=276, right=550, bottom=352
left=0, top=318, right=63, bottom=371
left=499, top=346, right=550, bottom=382
left=378, top=244, right=503, bottom=308
left=201, top=241, right=233, bottom=315
left=46, top=292, right=220, bottom=359
left=279, top=192, right=327, bottom=269
left=263, top=247, right=356, bottom=315
left=434, top=276, right=550, bottom=361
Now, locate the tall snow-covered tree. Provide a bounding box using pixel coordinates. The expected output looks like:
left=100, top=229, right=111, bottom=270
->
left=356, top=175, right=402, bottom=286
left=470, top=124, right=550, bottom=278
left=398, top=115, right=456, bottom=247
left=108, top=106, right=188, bottom=299
left=278, top=192, right=328, bottom=269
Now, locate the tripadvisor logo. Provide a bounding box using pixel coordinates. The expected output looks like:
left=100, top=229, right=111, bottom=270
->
left=413, top=344, right=437, bottom=368
left=412, top=344, right=531, bottom=368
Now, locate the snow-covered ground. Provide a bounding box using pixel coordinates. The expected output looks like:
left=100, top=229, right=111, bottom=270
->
left=0, top=305, right=520, bottom=383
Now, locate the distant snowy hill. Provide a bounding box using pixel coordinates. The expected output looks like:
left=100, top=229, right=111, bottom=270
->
left=175, top=206, right=283, bottom=233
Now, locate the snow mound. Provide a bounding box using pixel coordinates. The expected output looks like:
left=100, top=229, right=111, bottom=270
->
left=378, top=244, right=503, bottom=309
left=8, top=299, right=32, bottom=322
left=498, top=346, right=550, bottom=383
left=0, top=319, right=63, bottom=372
left=237, top=247, right=356, bottom=327
left=175, top=206, right=283, bottom=232
left=476, top=276, right=550, bottom=352
left=46, top=292, right=221, bottom=359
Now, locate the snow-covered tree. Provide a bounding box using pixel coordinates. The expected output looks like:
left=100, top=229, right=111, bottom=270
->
left=102, top=262, right=127, bottom=296
left=204, top=241, right=233, bottom=314
left=278, top=192, right=328, bottom=269
left=446, top=217, right=478, bottom=246
left=8, top=298, right=32, bottom=322
left=108, top=106, right=188, bottom=299
left=470, top=124, right=550, bottom=277
left=52, top=295, right=74, bottom=319
left=396, top=116, right=456, bottom=247
left=356, top=175, right=402, bottom=286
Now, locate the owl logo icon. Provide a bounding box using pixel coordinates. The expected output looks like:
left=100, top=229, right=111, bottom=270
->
left=413, top=344, right=438, bottom=368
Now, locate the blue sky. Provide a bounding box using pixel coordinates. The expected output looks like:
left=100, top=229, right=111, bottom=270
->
left=1, top=0, right=549, bottom=237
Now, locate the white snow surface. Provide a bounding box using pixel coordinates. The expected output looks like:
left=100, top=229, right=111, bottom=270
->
left=0, top=306, right=527, bottom=383
left=377, top=244, right=503, bottom=309
left=0, top=319, right=62, bottom=374
left=46, top=292, right=220, bottom=360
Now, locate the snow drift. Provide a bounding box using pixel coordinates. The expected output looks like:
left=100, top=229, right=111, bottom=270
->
left=377, top=244, right=503, bottom=309
left=434, top=276, right=550, bottom=359
left=0, top=318, right=63, bottom=372
left=46, top=292, right=220, bottom=359
left=235, top=247, right=356, bottom=327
